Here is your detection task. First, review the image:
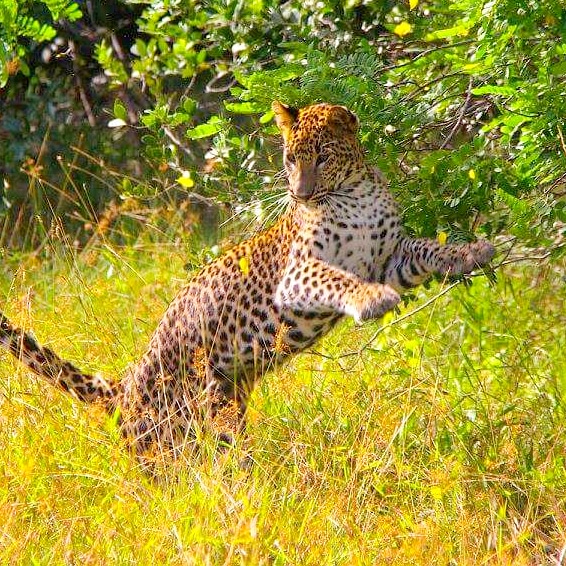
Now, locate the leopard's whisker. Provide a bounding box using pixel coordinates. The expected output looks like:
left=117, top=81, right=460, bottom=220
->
left=220, top=190, right=287, bottom=229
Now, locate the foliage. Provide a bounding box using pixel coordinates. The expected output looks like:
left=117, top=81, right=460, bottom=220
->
left=1, top=0, right=565, bottom=253
left=0, top=3, right=565, bottom=562
left=92, top=0, right=565, bottom=252
left=0, top=0, right=82, bottom=86
left=0, top=1, right=152, bottom=248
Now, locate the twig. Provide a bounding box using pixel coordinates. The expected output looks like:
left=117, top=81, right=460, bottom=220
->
left=69, top=39, right=96, bottom=127
left=557, top=124, right=566, bottom=157
left=496, top=251, right=554, bottom=265
left=182, top=74, right=198, bottom=98
left=379, top=39, right=475, bottom=73
left=163, top=127, right=196, bottom=159
left=110, top=32, right=127, bottom=63
left=546, top=172, right=566, bottom=197
left=440, top=76, right=474, bottom=149
left=400, top=71, right=466, bottom=103
left=206, top=72, right=237, bottom=93
left=338, top=279, right=462, bottom=359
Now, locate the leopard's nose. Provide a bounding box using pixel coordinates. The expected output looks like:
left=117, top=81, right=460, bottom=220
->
left=292, top=164, right=317, bottom=201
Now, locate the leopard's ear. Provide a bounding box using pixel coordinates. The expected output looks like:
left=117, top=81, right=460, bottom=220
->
left=272, top=101, right=299, bottom=142
left=328, top=105, right=359, bottom=136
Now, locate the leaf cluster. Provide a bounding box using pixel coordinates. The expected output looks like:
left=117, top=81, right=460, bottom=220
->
left=96, top=0, right=564, bottom=250
left=0, top=0, right=82, bottom=86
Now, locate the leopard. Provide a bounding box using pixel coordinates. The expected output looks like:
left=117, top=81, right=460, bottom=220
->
left=0, top=101, right=495, bottom=461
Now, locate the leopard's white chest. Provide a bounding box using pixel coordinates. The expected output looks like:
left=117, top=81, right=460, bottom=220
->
left=295, top=189, right=401, bottom=282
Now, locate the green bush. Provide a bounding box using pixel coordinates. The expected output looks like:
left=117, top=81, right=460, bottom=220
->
left=0, top=0, right=82, bottom=86
left=99, top=0, right=565, bottom=250
left=1, top=0, right=565, bottom=253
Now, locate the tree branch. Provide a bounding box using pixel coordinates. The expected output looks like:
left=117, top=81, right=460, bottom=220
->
left=440, top=77, right=473, bottom=149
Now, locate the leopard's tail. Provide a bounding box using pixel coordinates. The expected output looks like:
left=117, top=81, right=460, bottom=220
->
left=0, top=312, right=118, bottom=406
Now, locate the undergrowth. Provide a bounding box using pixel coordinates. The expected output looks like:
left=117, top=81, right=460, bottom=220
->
left=0, top=228, right=565, bottom=565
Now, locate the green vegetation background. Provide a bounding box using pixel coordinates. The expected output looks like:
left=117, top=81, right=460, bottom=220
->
left=0, top=0, right=565, bottom=563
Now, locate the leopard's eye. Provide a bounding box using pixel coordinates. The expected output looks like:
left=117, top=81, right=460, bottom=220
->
left=285, top=152, right=296, bottom=165
left=316, top=153, right=328, bottom=167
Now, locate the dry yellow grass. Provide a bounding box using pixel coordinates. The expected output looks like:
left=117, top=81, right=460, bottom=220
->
left=0, top=240, right=564, bottom=565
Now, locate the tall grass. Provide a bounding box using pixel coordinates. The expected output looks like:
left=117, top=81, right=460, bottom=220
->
left=0, top=211, right=565, bottom=564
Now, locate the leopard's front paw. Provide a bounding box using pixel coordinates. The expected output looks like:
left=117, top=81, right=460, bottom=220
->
left=469, top=240, right=495, bottom=266
left=442, top=240, right=495, bottom=275
left=347, top=284, right=400, bottom=323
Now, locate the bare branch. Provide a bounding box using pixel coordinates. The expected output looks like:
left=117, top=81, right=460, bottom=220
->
left=440, top=77, right=474, bottom=149
left=163, top=127, right=196, bottom=159
left=379, top=39, right=475, bottom=73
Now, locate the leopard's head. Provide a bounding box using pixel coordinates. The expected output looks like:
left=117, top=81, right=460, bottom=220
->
left=272, top=101, right=365, bottom=204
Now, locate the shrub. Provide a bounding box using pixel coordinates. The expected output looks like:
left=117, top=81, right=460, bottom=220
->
left=1, top=0, right=565, bottom=254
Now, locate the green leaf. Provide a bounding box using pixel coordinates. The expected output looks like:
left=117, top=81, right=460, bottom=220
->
left=425, top=24, right=471, bottom=41
left=113, top=99, right=128, bottom=122
left=182, top=98, right=197, bottom=115
left=224, top=101, right=263, bottom=114
left=61, top=2, right=82, bottom=21
left=259, top=110, right=274, bottom=124
left=132, top=39, right=146, bottom=57
left=550, top=61, right=566, bottom=76
left=0, top=1, right=17, bottom=28
left=472, top=85, right=516, bottom=97
left=185, top=116, right=223, bottom=140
